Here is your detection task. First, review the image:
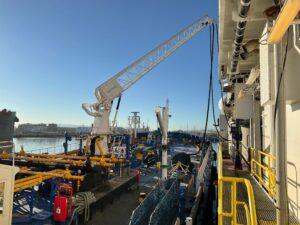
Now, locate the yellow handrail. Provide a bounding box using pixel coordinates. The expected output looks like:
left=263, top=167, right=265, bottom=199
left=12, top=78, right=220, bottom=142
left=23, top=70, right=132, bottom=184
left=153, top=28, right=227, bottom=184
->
left=218, top=144, right=257, bottom=225
left=250, top=148, right=276, bottom=198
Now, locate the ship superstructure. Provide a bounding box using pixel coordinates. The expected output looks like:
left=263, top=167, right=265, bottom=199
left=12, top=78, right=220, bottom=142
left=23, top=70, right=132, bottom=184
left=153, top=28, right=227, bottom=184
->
left=218, top=0, right=300, bottom=224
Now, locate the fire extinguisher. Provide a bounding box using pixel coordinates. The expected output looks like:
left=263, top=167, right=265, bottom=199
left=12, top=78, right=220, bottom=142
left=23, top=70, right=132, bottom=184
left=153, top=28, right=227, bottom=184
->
left=53, top=183, right=73, bottom=222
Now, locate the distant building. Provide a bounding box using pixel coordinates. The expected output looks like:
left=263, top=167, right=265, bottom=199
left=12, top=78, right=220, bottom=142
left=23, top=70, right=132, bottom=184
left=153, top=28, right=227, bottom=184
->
left=15, top=123, right=93, bottom=137
left=47, top=123, right=58, bottom=132
left=17, top=123, right=48, bottom=133
left=57, top=127, right=77, bottom=134
left=76, top=126, right=90, bottom=134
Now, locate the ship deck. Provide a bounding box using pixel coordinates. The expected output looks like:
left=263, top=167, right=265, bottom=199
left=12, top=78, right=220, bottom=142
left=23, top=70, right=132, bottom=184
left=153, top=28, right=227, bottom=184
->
left=221, top=154, right=300, bottom=225
left=88, top=167, right=158, bottom=225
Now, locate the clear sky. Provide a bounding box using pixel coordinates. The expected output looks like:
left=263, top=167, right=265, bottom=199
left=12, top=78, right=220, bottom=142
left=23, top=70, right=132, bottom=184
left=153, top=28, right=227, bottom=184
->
left=0, top=0, right=219, bottom=131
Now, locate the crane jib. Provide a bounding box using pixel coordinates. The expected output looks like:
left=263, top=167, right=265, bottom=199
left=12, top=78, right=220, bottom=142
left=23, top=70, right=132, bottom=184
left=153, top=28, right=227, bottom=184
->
left=94, top=15, right=213, bottom=102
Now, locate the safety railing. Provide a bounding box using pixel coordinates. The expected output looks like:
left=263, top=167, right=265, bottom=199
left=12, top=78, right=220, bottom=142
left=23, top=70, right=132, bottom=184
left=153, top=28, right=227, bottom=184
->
left=250, top=148, right=276, bottom=199
left=14, top=142, right=80, bottom=154
left=218, top=144, right=257, bottom=225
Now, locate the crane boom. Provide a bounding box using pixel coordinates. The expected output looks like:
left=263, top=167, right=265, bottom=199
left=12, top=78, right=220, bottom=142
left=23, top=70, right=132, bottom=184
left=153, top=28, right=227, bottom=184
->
left=82, top=15, right=213, bottom=155
left=94, top=15, right=213, bottom=103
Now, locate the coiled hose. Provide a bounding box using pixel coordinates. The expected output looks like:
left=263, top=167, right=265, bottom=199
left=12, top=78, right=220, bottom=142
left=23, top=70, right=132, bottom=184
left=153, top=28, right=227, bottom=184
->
left=68, top=192, right=96, bottom=225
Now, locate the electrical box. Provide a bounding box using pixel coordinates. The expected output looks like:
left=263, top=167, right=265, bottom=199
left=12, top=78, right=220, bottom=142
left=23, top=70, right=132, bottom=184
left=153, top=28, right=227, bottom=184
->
left=233, top=83, right=253, bottom=119
left=219, top=114, right=228, bottom=139
left=260, top=23, right=274, bottom=106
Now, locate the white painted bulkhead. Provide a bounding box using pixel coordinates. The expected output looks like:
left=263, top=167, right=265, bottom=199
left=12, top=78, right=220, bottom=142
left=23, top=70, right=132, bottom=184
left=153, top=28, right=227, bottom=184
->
left=219, top=0, right=300, bottom=220
left=261, top=32, right=300, bottom=220
left=286, top=102, right=300, bottom=219
left=284, top=40, right=300, bottom=218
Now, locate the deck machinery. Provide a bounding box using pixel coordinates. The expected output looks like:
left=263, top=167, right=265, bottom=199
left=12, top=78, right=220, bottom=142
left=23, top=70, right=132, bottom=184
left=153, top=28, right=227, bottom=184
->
left=0, top=140, right=131, bottom=224
left=82, top=15, right=213, bottom=155
left=0, top=15, right=216, bottom=225
left=0, top=143, right=127, bottom=191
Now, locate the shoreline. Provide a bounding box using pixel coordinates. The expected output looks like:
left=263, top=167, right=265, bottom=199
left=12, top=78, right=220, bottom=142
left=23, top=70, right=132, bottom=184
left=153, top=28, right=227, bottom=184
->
left=14, top=134, right=86, bottom=138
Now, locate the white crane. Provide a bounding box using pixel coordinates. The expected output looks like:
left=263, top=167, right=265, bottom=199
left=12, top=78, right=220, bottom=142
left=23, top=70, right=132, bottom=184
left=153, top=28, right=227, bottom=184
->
left=82, top=15, right=213, bottom=154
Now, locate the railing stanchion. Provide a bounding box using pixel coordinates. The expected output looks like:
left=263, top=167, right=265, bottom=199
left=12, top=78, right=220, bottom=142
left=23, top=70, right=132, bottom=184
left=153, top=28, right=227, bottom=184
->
left=218, top=143, right=257, bottom=225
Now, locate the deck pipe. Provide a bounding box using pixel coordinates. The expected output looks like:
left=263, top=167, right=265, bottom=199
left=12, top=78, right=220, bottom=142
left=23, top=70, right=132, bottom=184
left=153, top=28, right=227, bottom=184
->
left=230, top=0, right=251, bottom=73
left=0, top=159, right=82, bottom=171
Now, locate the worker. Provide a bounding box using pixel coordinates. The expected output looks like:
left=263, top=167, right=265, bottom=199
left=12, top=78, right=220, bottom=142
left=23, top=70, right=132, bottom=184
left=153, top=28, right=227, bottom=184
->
left=63, top=132, right=72, bottom=154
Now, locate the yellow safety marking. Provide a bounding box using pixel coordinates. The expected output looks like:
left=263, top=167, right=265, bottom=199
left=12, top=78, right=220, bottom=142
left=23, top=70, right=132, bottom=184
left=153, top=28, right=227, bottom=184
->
left=250, top=148, right=276, bottom=199
left=218, top=143, right=257, bottom=225
left=268, top=0, right=300, bottom=44
left=85, top=136, right=91, bottom=154
left=1, top=153, right=115, bottom=167
left=95, top=137, right=104, bottom=155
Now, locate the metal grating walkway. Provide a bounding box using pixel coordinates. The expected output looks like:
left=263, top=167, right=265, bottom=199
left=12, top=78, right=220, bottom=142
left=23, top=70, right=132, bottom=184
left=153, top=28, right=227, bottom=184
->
left=222, top=157, right=300, bottom=225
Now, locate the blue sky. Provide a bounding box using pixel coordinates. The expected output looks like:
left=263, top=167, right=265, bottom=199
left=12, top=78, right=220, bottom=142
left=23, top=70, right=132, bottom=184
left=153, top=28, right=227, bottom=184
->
left=0, top=0, right=219, bottom=130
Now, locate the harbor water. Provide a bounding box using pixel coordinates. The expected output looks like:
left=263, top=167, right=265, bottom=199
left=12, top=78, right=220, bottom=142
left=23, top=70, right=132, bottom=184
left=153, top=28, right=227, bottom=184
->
left=13, top=137, right=219, bottom=154
left=13, top=137, right=81, bottom=154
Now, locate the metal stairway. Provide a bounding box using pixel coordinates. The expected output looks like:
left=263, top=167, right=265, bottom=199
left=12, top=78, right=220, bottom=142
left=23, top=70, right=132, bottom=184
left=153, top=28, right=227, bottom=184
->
left=218, top=144, right=300, bottom=225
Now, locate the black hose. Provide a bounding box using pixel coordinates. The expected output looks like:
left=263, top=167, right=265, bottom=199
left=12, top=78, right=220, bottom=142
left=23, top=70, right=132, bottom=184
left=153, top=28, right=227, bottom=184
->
left=211, top=74, right=231, bottom=142
left=273, top=29, right=290, bottom=127
left=214, top=24, right=251, bottom=149
left=116, top=95, right=122, bottom=110
left=271, top=28, right=290, bottom=224
left=190, top=24, right=214, bottom=155
left=209, top=25, right=231, bottom=142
